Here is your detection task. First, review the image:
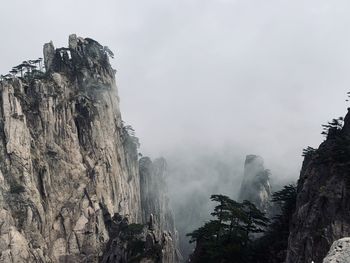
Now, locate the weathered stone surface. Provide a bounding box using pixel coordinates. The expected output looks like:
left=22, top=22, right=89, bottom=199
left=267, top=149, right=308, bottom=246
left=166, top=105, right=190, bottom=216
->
left=43, top=41, right=55, bottom=72
left=140, top=157, right=182, bottom=263
left=323, top=238, right=350, bottom=263
left=286, top=109, right=350, bottom=263
left=101, top=212, right=180, bottom=263
left=238, top=155, right=271, bottom=213
left=0, top=35, right=181, bottom=263
left=0, top=35, right=143, bottom=262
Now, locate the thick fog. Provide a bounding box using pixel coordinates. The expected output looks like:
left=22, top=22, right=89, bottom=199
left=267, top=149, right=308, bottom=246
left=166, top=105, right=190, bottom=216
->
left=1, top=0, right=350, bottom=180
left=2, top=0, right=350, bottom=257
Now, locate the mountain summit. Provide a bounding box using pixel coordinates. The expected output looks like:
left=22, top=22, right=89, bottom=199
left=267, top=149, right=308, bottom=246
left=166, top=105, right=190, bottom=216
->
left=0, top=35, right=180, bottom=263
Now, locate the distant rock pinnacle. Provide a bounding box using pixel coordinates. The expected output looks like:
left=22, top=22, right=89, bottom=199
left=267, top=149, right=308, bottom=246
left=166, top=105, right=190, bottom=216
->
left=238, top=155, right=271, bottom=213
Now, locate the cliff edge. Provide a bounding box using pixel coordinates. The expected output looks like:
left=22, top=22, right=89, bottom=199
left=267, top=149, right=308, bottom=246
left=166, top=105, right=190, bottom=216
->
left=286, top=109, right=350, bottom=263
left=0, top=35, right=180, bottom=263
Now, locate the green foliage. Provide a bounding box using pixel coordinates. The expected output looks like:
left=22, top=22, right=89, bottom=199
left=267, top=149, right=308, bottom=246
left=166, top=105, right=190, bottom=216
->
left=119, top=223, right=144, bottom=241
left=271, top=184, right=297, bottom=205
left=330, top=134, right=350, bottom=162
left=121, top=121, right=140, bottom=148
left=118, top=222, right=164, bottom=263
left=314, top=131, right=350, bottom=164
left=321, top=117, right=344, bottom=138
left=0, top=57, right=45, bottom=84
left=26, top=69, right=46, bottom=79
left=241, top=200, right=269, bottom=234
left=187, top=194, right=269, bottom=263
left=119, top=223, right=147, bottom=260
left=252, top=184, right=297, bottom=263
left=302, top=146, right=316, bottom=157
left=188, top=186, right=297, bottom=262
left=123, top=223, right=144, bottom=239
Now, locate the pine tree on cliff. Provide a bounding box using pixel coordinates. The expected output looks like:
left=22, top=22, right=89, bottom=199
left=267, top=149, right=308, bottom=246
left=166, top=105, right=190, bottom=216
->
left=252, top=184, right=297, bottom=263
left=187, top=194, right=269, bottom=263
left=321, top=117, right=344, bottom=138
left=241, top=200, right=269, bottom=236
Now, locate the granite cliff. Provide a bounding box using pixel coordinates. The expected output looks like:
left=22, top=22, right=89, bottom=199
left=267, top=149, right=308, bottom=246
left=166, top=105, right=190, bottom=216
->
left=139, top=157, right=182, bottom=263
left=238, top=155, right=271, bottom=213
left=286, top=110, right=350, bottom=263
left=0, top=35, right=180, bottom=263
left=322, top=238, right=350, bottom=263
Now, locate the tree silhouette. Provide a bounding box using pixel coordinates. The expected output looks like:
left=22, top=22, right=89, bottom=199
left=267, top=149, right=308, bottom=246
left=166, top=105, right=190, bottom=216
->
left=241, top=200, right=269, bottom=236
left=187, top=195, right=269, bottom=263
left=28, top=58, right=44, bottom=71
left=302, top=146, right=316, bottom=157
left=22, top=61, right=36, bottom=74
left=9, top=68, right=18, bottom=76
left=13, top=64, right=25, bottom=77
left=252, top=184, right=297, bottom=263
left=3, top=74, right=12, bottom=80
left=321, top=117, right=344, bottom=138
left=121, top=121, right=140, bottom=148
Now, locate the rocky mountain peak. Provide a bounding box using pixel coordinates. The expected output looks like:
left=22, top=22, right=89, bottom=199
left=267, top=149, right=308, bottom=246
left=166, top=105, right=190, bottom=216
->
left=43, top=34, right=114, bottom=75
left=238, top=155, right=271, bottom=213
left=0, top=35, right=180, bottom=263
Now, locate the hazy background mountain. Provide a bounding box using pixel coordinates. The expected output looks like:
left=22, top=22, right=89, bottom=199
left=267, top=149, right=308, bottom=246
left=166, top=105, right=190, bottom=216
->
left=2, top=0, right=350, bottom=258
left=1, top=0, right=350, bottom=181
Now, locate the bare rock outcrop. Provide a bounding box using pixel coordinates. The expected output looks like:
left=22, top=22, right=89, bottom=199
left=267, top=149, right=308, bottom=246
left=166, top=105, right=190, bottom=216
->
left=323, top=238, right=350, bottom=263
left=286, top=109, right=350, bottom=263
left=238, top=155, right=271, bottom=213
left=101, top=157, right=183, bottom=263
left=0, top=35, right=179, bottom=262
left=139, top=157, right=182, bottom=263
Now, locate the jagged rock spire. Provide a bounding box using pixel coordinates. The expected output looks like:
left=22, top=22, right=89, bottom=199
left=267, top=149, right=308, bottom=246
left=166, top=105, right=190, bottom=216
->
left=238, top=155, right=271, bottom=213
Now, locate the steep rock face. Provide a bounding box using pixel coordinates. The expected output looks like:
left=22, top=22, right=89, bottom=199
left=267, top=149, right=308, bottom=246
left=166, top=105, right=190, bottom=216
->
left=238, top=155, right=271, bottom=213
left=0, top=35, right=142, bottom=262
left=101, top=157, right=183, bottom=263
left=286, top=109, right=350, bottom=263
left=323, top=238, right=350, bottom=263
left=139, top=157, right=182, bottom=263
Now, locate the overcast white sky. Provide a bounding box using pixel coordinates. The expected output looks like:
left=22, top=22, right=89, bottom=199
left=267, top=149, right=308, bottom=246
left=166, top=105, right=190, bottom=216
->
left=1, top=0, right=350, bottom=181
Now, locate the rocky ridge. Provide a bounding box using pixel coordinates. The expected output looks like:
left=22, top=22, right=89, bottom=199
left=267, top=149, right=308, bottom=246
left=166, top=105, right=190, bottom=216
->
left=286, top=109, right=350, bottom=263
left=0, top=35, right=180, bottom=262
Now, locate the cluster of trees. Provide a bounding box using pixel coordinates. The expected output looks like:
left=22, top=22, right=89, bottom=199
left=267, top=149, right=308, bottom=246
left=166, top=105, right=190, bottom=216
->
left=187, top=195, right=269, bottom=263
left=316, top=115, right=350, bottom=163
left=121, top=121, right=140, bottom=148
left=253, top=184, right=297, bottom=263
left=321, top=117, right=344, bottom=138
left=120, top=121, right=141, bottom=161
left=0, top=38, right=116, bottom=83
left=0, top=58, right=44, bottom=82
left=187, top=185, right=297, bottom=263
left=302, top=146, right=316, bottom=157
